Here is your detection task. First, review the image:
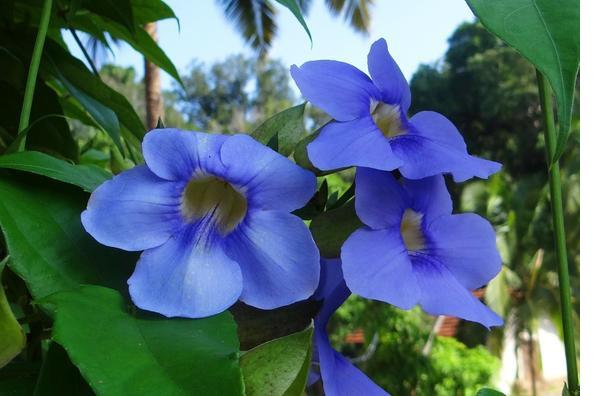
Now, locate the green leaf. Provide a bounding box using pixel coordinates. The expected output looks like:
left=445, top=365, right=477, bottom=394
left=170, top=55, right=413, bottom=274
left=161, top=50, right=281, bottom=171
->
left=34, top=343, right=95, bottom=396
left=476, top=388, right=506, bottom=396
left=274, top=0, right=312, bottom=45
left=0, top=151, right=111, bottom=192
left=42, top=38, right=146, bottom=140
left=0, top=258, right=26, bottom=368
left=309, top=198, right=362, bottom=258
left=466, top=0, right=579, bottom=162
left=131, top=0, right=179, bottom=26
left=241, top=326, right=313, bottom=396
left=70, top=14, right=182, bottom=85
left=81, top=0, right=135, bottom=34
left=252, top=103, right=306, bottom=157
left=0, top=174, right=135, bottom=300
left=43, top=285, right=244, bottom=396
left=57, top=73, right=124, bottom=154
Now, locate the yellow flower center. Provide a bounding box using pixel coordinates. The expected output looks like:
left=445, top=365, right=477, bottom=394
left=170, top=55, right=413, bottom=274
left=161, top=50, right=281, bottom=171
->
left=370, top=100, right=407, bottom=138
left=181, top=176, right=247, bottom=234
left=400, top=209, right=425, bottom=252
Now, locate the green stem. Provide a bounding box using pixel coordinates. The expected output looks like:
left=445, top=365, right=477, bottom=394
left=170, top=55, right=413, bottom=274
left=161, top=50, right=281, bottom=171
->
left=536, top=70, right=579, bottom=395
left=17, top=0, right=53, bottom=151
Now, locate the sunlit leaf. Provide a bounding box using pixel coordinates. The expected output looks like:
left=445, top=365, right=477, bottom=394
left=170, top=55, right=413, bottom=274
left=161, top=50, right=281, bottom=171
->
left=252, top=103, right=306, bottom=156
left=241, top=326, right=313, bottom=396
left=0, top=258, right=26, bottom=368
left=466, top=0, right=579, bottom=162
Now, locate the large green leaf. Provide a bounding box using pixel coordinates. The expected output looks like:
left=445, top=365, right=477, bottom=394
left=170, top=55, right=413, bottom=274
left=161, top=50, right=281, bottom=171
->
left=274, top=0, right=312, bottom=44
left=43, top=285, right=244, bottom=396
left=241, top=326, right=313, bottom=396
left=0, top=173, right=135, bottom=300
left=70, top=14, right=182, bottom=85
left=466, top=0, right=579, bottom=161
left=251, top=103, right=306, bottom=157
left=309, top=199, right=362, bottom=258
left=57, top=74, right=124, bottom=154
left=0, top=151, right=111, bottom=192
left=42, top=38, right=146, bottom=140
left=0, top=258, right=26, bottom=368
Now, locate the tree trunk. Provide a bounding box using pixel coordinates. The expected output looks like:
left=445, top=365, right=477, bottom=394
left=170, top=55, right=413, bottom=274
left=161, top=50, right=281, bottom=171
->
left=527, top=328, right=538, bottom=396
left=143, top=22, right=163, bottom=130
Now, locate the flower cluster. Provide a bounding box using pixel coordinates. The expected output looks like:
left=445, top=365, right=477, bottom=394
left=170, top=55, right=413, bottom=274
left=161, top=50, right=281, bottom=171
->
left=292, top=39, right=502, bottom=394
left=81, top=38, right=502, bottom=395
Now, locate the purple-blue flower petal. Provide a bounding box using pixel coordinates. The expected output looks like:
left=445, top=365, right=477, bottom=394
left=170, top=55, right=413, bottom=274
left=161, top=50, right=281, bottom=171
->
left=224, top=210, right=320, bottom=309
left=403, top=175, right=453, bottom=225
left=81, top=165, right=183, bottom=252
left=307, top=117, right=402, bottom=171
left=355, top=167, right=407, bottom=229
left=368, top=38, right=411, bottom=112
left=220, top=134, right=316, bottom=212
left=128, top=225, right=243, bottom=318
left=314, top=260, right=389, bottom=396
left=315, top=329, right=390, bottom=396
left=142, top=129, right=228, bottom=181
left=290, top=61, right=379, bottom=121
left=412, top=257, right=503, bottom=328
left=426, top=213, right=502, bottom=290
left=313, top=258, right=345, bottom=301
left=341, top=227, right=420, bottom=310
left=392, top=111, right=502, bottom=182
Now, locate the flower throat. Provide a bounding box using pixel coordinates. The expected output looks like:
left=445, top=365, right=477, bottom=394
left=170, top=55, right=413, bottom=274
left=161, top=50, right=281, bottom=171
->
left=181, top=176, right=247, bottom=234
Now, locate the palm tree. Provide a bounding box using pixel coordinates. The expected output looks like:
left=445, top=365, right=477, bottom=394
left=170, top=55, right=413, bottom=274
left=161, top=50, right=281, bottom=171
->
left=216, top=0, right=375, bottom=54
left=143, top=22, right=163, bottom=129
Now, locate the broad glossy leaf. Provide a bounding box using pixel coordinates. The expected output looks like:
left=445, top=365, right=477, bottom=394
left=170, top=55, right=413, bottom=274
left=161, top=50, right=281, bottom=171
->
left=252, top=103, right=306, bottom=156
left=0, top=151, right=111, bottom=192
left=43, top=286, right=244, bottom=396
left=42, top=38, right=146, bottom=140
left=0, top=173, right=135, bottom=300
left=241, top=326, right=313, bottom=396
left=309, top=199, right=362, bottom=258
left=466, top=0, right=579, bottom=161
left=274, top=0, right=312, bottom=44
left=0, top=259, right=26, bottom=368
left=34, top=343, right=95, bottom=396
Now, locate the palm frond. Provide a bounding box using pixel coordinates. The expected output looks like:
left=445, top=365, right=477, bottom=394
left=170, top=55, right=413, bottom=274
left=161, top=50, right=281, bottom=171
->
left=324, top=0, right=373, bottom=33
left=216, top=0, right=277, bottom=53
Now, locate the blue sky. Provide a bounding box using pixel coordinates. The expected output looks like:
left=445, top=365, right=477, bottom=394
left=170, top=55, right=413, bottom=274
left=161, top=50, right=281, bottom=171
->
left=65, top=0, right=475, bottom=89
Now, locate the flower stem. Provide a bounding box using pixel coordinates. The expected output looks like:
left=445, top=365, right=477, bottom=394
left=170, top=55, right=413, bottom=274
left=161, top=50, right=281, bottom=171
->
left=17, top=0, right=53, bottom=151
left=536, top=70, right=579, bottom=395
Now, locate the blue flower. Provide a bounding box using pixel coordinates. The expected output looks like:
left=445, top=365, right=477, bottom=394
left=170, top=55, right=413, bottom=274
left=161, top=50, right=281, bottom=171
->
left=341, top=168, right=503, bottom=328
left=82, top=129, right=320, bottom=318
left=291, top=38, right=501, bottom=182
left=312, top=259, right=389, bottom=396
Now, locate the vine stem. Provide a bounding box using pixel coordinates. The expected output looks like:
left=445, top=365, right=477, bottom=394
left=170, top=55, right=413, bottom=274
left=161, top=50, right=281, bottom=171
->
left=17, top=0, right=53, bottom=151
left=536, top=70, right=579, bottom=395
